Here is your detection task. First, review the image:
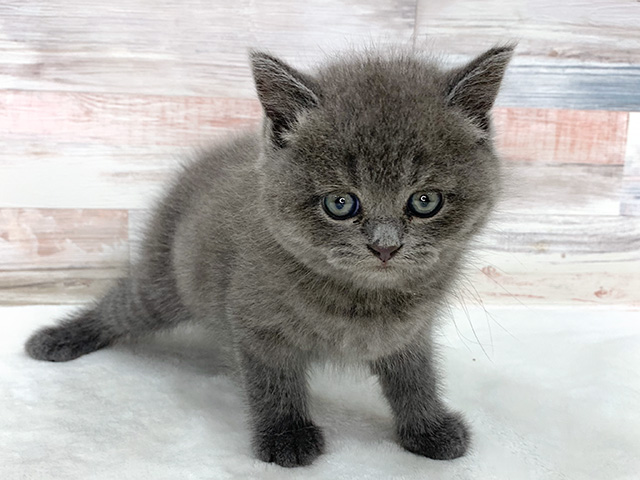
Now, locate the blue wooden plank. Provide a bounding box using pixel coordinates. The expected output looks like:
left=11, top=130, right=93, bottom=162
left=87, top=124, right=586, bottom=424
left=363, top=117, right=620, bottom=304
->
left=497, top=63, right=640, bottom=111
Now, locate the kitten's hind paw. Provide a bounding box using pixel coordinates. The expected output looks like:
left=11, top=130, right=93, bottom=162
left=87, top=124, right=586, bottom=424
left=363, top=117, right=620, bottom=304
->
left=25, top=314, right=111, bottom=362
left=399, top=412, right=470, bottom=460
left=253, top=421, right=325, bottom=468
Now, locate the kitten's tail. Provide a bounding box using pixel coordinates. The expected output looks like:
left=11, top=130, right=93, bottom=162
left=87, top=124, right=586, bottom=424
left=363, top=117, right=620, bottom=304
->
left=25, top=277, right=184, bottom=362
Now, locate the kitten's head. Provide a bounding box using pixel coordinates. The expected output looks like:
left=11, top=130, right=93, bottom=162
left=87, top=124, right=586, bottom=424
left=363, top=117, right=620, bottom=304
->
left=251, top=46, right=514, bottom=288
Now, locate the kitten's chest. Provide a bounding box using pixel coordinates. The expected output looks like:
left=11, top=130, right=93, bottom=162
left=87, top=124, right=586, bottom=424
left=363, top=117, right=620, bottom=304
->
left=288, top=287, right=435, bottom=360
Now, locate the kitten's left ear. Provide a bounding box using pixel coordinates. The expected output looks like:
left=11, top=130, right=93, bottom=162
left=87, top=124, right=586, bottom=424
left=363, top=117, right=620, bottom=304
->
left=445, top=44, right=515, bottom=130
left=250, top=51, right=321, bottom=148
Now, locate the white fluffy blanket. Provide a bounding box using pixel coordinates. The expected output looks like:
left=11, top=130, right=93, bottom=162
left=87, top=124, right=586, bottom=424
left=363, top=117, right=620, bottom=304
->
left=2, top=305, right=639, bottom=479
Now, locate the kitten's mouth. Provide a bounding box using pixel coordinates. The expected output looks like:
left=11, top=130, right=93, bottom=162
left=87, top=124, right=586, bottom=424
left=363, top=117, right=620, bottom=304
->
left=372, top=259, right=397, bottom=271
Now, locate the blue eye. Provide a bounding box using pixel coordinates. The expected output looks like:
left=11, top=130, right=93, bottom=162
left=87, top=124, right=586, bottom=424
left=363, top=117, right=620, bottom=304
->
left=408, top=191, right=444, bottom=218
left=323, top=193, right=360, bottom=220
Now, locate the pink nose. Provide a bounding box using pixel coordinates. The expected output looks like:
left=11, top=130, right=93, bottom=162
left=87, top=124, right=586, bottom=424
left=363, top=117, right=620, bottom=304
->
left=368, top=244, right=401, bottom=262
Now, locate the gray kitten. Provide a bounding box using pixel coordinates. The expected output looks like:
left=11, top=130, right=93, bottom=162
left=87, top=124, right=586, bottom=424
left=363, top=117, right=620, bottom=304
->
left=25, top=45, right=513, bottom=468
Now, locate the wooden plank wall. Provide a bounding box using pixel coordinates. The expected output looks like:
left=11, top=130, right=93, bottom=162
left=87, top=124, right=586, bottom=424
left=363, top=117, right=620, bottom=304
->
left=0, top=0, right=639, bottom=306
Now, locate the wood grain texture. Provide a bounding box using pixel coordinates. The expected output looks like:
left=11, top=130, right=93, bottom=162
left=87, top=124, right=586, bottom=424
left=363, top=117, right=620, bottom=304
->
left=3, top=0, right=637, bottom=110
left=502, top=163, right=622, bottom=216
left=0, top=91, right=261, bottom=145
left=0, top=109, right=626, bottom=215
left=482, top=214, right=640, bottom=256
left=0, top=209, right=128, bottom=270
left=0, top=268, right=122, bottom=305
left=465, top=214, right=640, bottom=306
left=0, top=0, right=638, bottom=307
left=0, top=141, right=188, bottom=209
left=466, top=267, right=640, bottom=306
left=0, top=0, right=416, bottom=97
left=415, top=0, right=640, bottom=110
left=7, top=210, right=628, bottom=307
left=0, top=93, right=628, bottom=162
left=493, top=109, right=628, bottom=165
left=622, top=112, right=640, bottom=216
left=494, top=62, right=640, bottom=111
left=415, top=0, right=640, bottom=63
left=0, top=208, right=129, bottom=304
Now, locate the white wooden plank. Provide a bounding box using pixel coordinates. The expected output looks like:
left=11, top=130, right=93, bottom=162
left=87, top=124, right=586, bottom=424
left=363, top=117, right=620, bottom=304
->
left=0, top=141, right=187, bottom=209
left=0, top=208, right=128, bottom=270
left=0, top=0, right=416, bottom=97
left=481, top=214, right=640, bottom=256
left=0, top=268, right=123, bottom=305
left=415, top=0, right=640, bottom=64
left=501, top=163, right=622, bottom=216
left=466, top=214, right=640, bottom=306
left=0, top=143, right=624, bottom=214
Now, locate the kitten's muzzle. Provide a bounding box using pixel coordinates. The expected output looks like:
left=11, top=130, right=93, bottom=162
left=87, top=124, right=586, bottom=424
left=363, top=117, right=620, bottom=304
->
left=367, top=244, right=402, bottom=263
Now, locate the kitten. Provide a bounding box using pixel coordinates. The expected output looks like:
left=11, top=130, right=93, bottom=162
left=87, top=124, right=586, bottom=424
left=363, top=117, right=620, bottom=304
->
left=25, top=45, right=514, bottom=467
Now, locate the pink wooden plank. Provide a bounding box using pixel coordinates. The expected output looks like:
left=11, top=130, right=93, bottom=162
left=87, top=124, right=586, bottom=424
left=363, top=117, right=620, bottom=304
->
left=0, top=91, right=261, bottom=146
left=2, top=91, right=630, bottom=166
left=493, top=108, right=628, bottom=165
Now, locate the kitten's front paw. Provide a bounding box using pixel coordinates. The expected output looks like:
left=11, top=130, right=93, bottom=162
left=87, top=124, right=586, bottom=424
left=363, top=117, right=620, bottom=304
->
left=399, top=412, right=470, bottom=460
left=253, top=421, right=325, bottom=468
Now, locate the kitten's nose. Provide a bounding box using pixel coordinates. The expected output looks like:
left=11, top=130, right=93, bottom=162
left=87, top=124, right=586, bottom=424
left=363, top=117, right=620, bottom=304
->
left=368, top=244, right=401, bottom=263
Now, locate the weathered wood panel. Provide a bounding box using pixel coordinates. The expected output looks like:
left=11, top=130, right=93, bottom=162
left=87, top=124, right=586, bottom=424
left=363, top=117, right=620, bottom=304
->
left=128, top=211, right=640, bottom=306
left=465, top=214, right=640, bottom=306
left=0, top=108, right=627, bottom=215
left=2, top=1, right=637, bottom=110
left=0, top=268, right=123, bottom=305
left=493, top=109, right=628, bottom=165
left=2, top=153, right=622, bottom=216
left=494, top=62, right=640, bottom=111
left=415, top=0, right=640, bottom=110
left=0, top=0, right=416, bottom=97
left=502, top=163, right=623, bottom=217
left=1, top=208, right=637, bottom=306
left=415, top=0, right=640, bottom=63
left=622, top=112, right=640, bottom=216
left=466, top=267, right=640, bottom=307
left=0, top=209, right=129, bottom=270
left=0, top=91, right=261, bottom=145
left=0, top=208, right=129, bottom=304
left=0, top=141, right=187, bottom=209
left=0, top=0, right=638, bottom=307
left=482, top=214, right=640, bottom=255
left=0, top=92, right=628, bottom=159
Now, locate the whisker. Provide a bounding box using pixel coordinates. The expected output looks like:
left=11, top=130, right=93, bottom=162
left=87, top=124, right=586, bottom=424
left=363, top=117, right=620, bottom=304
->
left=455, top=289, right=491, bottom=361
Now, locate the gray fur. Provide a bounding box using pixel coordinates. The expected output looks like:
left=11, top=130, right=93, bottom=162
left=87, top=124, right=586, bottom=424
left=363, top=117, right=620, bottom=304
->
left=25, top=45, right=514, bottom=467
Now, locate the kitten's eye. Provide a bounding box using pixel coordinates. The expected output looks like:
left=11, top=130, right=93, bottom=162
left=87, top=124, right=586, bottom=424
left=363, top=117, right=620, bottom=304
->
left=408, top=191, right=444, bottom=218
left=323, top=193, right=360, bottom=220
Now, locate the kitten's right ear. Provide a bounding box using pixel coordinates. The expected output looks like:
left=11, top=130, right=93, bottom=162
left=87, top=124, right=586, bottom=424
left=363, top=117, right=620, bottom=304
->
left=250, top=51, right=321, bottom=148
left=445, top=44, right=515, bottom=131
